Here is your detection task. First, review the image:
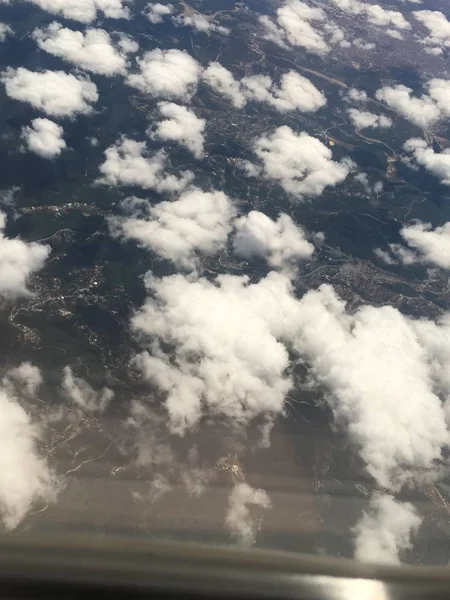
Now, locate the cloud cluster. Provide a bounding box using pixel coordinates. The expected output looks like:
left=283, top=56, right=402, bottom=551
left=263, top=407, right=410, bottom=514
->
left=413, top=10, right=450, bottom=52
left=21, top=118, right=66, bottom=158
left=0, top=211, right=50, bottom=298
left=24, top=0, right=130, bottom=23
left=376, top=79, right=450, bottom=129
left=252, top=126, right=354, bottom=199
left=225, top=483, right=271, bottom=546
left=151, top=102, right=206, bottom=158
left=127, top=48, right=202, bottom=100
left=331, top=0, right=410, bottom=31
left=353, top=494, right=422, bottom=564
left=62, top=366, right=113, bottom=413
left=203, top=63, right=326, bottom=113
left=144, top=2, right=173, bottom=23
left=97, top=137, right=194, bottom=193
left=110, top=188, right=236, bottom=269
left=173, top=13, right=230, bottom=34
left=347, top=108, right=392, bottom=130
left=232, top=211, right=315, bottom=275
left=4, top=363, right=43, bottom=397
left=403, top=137, right=450, bottom=184
left=33, top=23, right=138, bottom=76
left=1, top=68, right=98, bottom=118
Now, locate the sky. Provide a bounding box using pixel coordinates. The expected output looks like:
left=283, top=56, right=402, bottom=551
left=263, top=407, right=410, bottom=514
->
left=0, top=0, right=450, bottom=567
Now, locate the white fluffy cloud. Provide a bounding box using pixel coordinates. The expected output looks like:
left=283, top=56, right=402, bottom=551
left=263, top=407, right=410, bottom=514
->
left=414, top=10, right=450, bottom=50
left=97, top=137, right=194, bottom=193
left=346, top=88, right=368, bottom=103
left=0, top=379, right=59, bottom=529
left=225, top=483, right=271, bottom=546
left=375, top=84, right=441, bottom=129
left=202, top=62, right=246, bottom=108
left=347, top=108, right=392, bottom=130
left=0, top=23, right=12, bottom=41
left=232, top=211, right=314, bottom=274
left=1, top=68, right=98, bottom=118
left=62, top=366, right=113, bottom=413
left=144, top=2, right=173, bottom=23
left=364, top=5, right=410, bottom=29
left=21, top=118, right=66, bottom=159
left=252, top=126, right=353, bottom=199
left=33, top=23, right=137, bottom=76
left=4, top=363, right=43, bottom=397
left=203, top=63, right=326, bottom=113
left=152, top=102, right=205, bottom=159
left=131, top=271, right=296, bottom=436
left=24, top=0, right=130, bottom=23
left=127, top=48, right=202, bottom=100
left=403, top=138, right=450, bottom=184
left=173, top=13, right=229, bottom=34
left=382, top=220, right=450, bottom=269
left=354, top=494, right=421, bottom=564
left=0, top=212, right=50, bottom=298
left=110, top=188, right=236, bottom=269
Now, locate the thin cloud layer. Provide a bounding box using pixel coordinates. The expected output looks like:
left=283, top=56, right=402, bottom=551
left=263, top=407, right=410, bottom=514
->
left=0, top=211, right=50, bottom=298
left=23, top=0, right=130, bottom=23
left=347, top=108, right=392, bottom=130
left=33, top=23, right=138, bottom=76
left=62, top=366, right=113, bottom=413
left=0, top=23, right=12, bottom=41
left=353, top=494, right=422, bottom=564
left=232, top=211, right=315, bottom=275
left=152, top=102, right=206, bottom=159
left=225, top=483, right=271, bottom=546
left=127, top=48, right=202, bottom=100
left=97, top=137, right=194, bottom=193
left=110, top=188, right=236, bottom=269
left=1, top=68, right=98, bottom=118
left=21, top=118, right=66, bottom=158
left=252, top=126, right=354, bottom=199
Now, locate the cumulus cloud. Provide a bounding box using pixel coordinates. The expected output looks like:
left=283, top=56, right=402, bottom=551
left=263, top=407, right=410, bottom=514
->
left=225, top=483, right=271, bottom=546
left=4, top=363, right=43, bottom=397
left=110, top=188, right=236, bottom=269
left=33, top=23, right=137, bottom=76
left=291, top=284, right=450, bottom=491
left=0, top=23, right=12, bottom=41
left=131, top=271, right=296, bottom=436
left=203, top=64, right=326, bottom=113
left=1, top=68, right=98, bottom=118
left=345, top=88, right=368, bottom=102
left=253, top=126, right=354, bottom=199
left=62, top=366, right=113, bottom=413
left=202, top=62, right=246, bottom=108
left=151, top=102, right=205, bottom=159
left=347, top=108, right=392, bottom=130
left=144, top=2, right=173, bottom=23
left=126, top=48, right=202, bottom=100
left=21, top=118, right=66, bottom=159
left=375, top=84, right=441, bottom=129
left=414, top=10, right=450, bottom=50
left=364, top=5, right=410, bottom=29
left=232, top=211, right=315, bottom=275
left=383, top=220, right=450, bottom=270
left=24, top=0, right=130, bottom=23
left=173, top=13, right=229, bottom=34
left=403, top=138, right=450, bottom=184
left=97, top=137, right=194, bottom=193
left=354, top=494, right=421, bottom=564
left=0, top=382, right=59, bottom=529
left=0, top=212, right=50, bottom=298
